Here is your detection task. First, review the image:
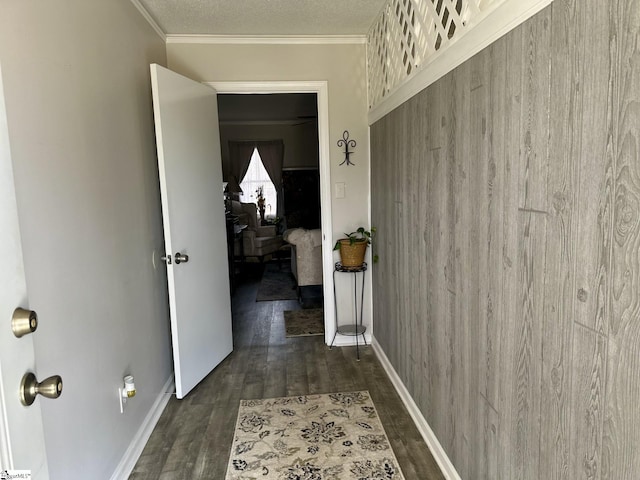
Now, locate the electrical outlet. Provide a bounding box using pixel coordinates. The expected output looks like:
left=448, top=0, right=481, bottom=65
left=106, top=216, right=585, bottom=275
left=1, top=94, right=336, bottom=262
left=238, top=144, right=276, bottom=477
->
left=119, top=387, right=126, bottom=413
left=119, top=375, right=136, bottom=413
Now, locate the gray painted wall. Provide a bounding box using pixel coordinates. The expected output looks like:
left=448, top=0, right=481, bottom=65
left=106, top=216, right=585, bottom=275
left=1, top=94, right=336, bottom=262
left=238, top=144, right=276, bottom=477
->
left=371, top=0, right=640, bottom=478
left=0, top=1, right=172, bottom=478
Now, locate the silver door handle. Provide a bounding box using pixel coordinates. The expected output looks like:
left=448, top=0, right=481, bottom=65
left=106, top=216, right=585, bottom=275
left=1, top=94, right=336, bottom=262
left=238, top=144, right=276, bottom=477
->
left=20, top=372, right=63, bottom=406
left=175, top=252, right=189, bottom=264
left=12, top=308, right=38, bottom=338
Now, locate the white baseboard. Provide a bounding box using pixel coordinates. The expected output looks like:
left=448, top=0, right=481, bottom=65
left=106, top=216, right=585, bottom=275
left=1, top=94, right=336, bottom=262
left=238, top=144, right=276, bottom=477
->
left=110, top=375, right=175, bottom=480
left=372, top=338, right=461, bottom=480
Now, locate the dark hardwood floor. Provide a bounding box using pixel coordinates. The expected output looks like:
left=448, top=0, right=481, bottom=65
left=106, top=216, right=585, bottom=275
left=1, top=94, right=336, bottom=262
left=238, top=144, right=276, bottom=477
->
left=130, top=264, right=444, bottom=479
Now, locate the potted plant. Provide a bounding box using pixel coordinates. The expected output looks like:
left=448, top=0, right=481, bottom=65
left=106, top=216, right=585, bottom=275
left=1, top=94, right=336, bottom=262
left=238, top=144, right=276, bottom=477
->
left=333, top=227, right=377, bottom=267
left=255, top=185, right=266, bottom=224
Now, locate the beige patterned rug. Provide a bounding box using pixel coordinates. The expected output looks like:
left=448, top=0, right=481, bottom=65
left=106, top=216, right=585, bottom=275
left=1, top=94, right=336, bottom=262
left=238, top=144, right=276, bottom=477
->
left=284, top=308, right=324, bottom=337
left=225, top=391, right=405, bottom=479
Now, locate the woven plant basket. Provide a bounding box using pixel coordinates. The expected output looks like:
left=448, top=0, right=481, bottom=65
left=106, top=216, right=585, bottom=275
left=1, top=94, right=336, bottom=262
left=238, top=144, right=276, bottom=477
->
left=337, top=239, right=368, bottom=267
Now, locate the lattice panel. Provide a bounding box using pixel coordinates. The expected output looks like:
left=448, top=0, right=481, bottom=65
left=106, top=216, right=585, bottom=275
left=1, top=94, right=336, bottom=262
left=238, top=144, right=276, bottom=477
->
left=367, top=0, right=495, bottom=109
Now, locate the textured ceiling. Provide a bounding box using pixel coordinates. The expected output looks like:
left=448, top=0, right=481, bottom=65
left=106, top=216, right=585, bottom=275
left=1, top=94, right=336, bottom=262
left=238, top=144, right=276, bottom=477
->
left=137, top=0, right=388, bottom=36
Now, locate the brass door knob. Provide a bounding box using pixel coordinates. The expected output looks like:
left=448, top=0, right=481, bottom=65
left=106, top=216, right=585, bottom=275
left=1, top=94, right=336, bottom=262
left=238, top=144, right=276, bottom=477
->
left=20, top=372, right=63, bottom=406
left=12, top=308, right=38, bottom=338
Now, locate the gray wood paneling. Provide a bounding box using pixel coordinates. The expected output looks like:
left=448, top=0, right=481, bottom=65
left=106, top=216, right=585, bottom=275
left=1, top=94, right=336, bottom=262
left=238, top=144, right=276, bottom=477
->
left=604, top=0, right=640, bottom=478
left=539, top=1, right=580, bottom=478
left=571, top=324, right=607, bottom=479
left=370, top=0, right=640, bottom=478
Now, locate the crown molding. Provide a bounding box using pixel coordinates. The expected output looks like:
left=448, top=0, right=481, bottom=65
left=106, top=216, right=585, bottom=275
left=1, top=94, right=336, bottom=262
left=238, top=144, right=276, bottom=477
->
left=129, top=0, right=166, bottom=41
left=129, top=1, right=367, bottom=45
left=166, top=35, right=367, bottom=45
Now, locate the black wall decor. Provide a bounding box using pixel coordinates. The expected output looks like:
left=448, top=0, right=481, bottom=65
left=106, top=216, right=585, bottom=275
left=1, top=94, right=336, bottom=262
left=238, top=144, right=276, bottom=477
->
left=337, top=130, right=356, bottom=166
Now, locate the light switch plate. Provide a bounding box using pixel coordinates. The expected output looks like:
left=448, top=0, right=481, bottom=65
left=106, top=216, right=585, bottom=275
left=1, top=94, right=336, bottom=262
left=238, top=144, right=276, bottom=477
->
left=335, top=182, right=346, bottom=199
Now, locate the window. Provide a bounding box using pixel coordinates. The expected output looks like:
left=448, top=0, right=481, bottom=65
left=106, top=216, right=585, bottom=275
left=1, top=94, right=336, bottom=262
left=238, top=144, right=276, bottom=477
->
left=239, top=148, right=277, bottom=219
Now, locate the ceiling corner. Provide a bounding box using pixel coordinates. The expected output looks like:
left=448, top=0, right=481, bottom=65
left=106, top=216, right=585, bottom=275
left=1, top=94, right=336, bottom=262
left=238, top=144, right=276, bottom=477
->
left=130, top=0, right=167, bottom=42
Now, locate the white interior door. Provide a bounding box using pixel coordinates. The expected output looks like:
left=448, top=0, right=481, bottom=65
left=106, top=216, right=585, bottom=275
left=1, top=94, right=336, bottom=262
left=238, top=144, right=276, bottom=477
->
left=150, top=64, right=233, bottom=399
left=0, top=62, right=49, bottom=477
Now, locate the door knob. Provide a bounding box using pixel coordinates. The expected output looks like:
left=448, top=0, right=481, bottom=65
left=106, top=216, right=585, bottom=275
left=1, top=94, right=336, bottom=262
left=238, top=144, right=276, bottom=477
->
left=175, top=252, right=189, bottom=264
left=12, top=307, right=38, bottom=338
left=20, top=372, right=63, bottom=406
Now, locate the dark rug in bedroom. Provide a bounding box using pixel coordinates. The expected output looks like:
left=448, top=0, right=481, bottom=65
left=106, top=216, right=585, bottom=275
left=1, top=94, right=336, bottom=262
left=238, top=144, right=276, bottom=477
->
left=255, top=262, right=298, bottom=302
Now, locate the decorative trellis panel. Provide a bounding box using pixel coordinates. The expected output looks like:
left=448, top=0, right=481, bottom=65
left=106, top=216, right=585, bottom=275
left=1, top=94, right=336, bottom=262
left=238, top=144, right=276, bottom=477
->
left=367, top=0, right=497, bottom=109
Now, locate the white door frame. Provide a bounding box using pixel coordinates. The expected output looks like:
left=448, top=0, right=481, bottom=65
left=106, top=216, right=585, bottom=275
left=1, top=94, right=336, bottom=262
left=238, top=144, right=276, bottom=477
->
left=206, top=81, right=335, bottom=343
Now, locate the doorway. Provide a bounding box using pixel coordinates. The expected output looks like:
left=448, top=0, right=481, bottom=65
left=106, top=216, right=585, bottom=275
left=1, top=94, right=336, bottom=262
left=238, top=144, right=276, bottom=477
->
left=209, top=81, right=335, bottom=344
left=217, top=92, right=320, bottom=231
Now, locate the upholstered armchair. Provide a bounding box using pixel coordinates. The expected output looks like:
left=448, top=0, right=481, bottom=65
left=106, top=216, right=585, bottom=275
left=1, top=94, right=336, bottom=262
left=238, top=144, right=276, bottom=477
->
left=283, top=228, right=323, bottom=289
left=231, top=200, right=283, bottom=261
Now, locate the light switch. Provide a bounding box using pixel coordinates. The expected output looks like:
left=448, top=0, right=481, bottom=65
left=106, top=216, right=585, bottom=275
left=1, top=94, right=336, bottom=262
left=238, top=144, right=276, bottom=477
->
left=335, top=182, right=346, bottom=199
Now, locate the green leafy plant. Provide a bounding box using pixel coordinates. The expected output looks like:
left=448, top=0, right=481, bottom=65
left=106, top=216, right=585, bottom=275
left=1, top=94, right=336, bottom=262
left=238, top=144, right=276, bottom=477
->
left=334, top=226, right=379, bottom=262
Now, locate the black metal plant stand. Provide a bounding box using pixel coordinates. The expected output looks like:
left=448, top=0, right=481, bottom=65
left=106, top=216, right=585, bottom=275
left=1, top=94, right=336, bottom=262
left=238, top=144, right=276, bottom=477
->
left=330, top=262, right=367, bottom=360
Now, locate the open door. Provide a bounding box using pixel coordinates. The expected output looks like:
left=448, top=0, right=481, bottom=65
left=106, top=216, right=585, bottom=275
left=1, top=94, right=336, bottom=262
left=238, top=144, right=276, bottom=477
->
left=0, top=61, right=49, bottom=477
left=150, top=64, right=233, bottom=399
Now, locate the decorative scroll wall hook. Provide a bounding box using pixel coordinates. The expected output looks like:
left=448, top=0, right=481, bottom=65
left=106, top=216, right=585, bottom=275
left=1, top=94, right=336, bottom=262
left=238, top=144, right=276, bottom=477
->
left=337, top=130, right=356, bottom=166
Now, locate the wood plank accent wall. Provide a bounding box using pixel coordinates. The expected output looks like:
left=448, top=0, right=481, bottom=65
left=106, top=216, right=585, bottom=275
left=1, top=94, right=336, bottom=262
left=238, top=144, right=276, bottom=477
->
left=369, top=0, right=640, bottom=478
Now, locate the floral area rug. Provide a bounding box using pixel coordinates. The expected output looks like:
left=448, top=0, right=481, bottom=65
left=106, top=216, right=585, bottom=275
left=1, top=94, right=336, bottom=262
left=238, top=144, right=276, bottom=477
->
left=284, top=309, right=324, bottom=337
left=225, top=391, right=405, bottom=479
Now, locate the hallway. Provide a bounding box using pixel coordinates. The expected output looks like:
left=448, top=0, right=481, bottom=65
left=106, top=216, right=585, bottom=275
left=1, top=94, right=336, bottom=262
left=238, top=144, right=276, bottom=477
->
left=130, top=264, right=444, bottom=479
